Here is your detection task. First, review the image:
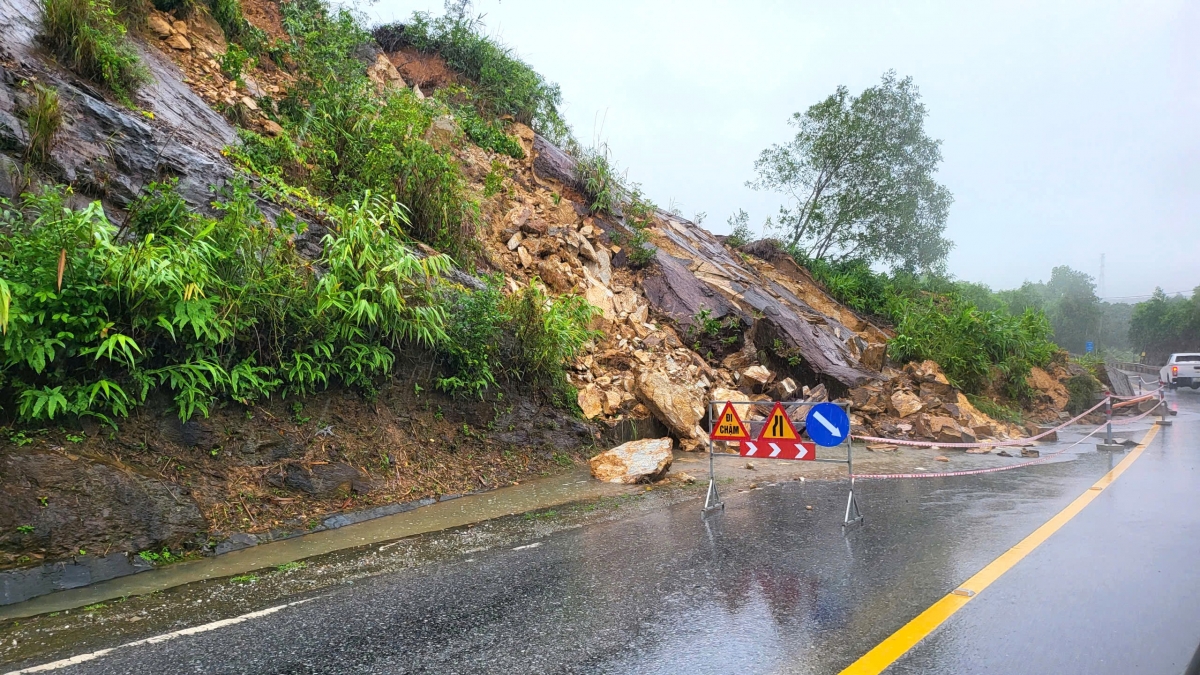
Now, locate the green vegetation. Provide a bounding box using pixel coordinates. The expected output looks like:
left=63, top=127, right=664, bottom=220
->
left=138, top=547, right=185, bottom=565
left=966, top=394, right=1022, bottom=426
left=620, top=192, right=657, bottom=268
left=0, top=182, right=450, bottom=424
left=1129, top=288, right=1200, bottom=363
left=219, top=43, right=253, bottom=82
left=482, top=159, right=506, bottom=198
left=438, top=278, right=598, bottom=405
left=235, top=0, right=478, bottom=259
left=724, top=209, right=755, bottom=249
left=749, top=71, right=953, bottom=273
left=434, top=86, right=524, bottom=159
left=37, top=0, right=147, bottom=102
left=375, top=4, right=569, bottom=143
left=275, top=561, right=306, bottom=572
left=799, top=255, right=1055, bottom=401
left=1064, top=373, right=1101, bottom=415
left=575, top=144, right=622, bottom=215
left=208, top=0, right=266, bottom=50
left=19, top=84, right=62, bottom=168
left=230, top=574, right=258, bottom=584
left=16, top=525, right=35, bottom=534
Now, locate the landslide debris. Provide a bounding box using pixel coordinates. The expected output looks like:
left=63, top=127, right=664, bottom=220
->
left=0, top=0, right=1080, bottom=591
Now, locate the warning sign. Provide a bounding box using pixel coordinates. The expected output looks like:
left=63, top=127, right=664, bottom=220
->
left=710, top=401, right=751, bottom=441
left=739, top=440, right=815, bottom=460
left=758, top=402, right=800, bottom=441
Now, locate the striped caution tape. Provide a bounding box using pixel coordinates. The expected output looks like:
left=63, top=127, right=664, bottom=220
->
left=852, top=398, right=1108, bottom=449
left=853, top=404, right=1160, bottom=480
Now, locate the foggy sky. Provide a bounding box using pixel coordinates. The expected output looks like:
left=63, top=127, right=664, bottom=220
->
left=370, top=0, right=1199, bottom=300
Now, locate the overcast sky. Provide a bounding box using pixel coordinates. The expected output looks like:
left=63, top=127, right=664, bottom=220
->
left=369, top=0, right=1199, bottom=300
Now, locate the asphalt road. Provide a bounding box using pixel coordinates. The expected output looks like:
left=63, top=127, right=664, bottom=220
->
left=5, top=390, right=1199, bottom=675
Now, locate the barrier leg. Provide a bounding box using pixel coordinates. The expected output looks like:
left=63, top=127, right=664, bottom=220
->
left=703, top=405, right=723, bottom=513
left=1097, top=397, right=1123, bottom=451
left=1156, top=390, right=1173, bottom=427
left=843, top=432, right=863, bottom=527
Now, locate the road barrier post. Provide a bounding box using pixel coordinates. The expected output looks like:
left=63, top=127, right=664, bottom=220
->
left=703, top=403, right=723, bottom=512
left=1155, top=389, right=1172, bottom=427
left=1097, top=397, right=1124, bottom=451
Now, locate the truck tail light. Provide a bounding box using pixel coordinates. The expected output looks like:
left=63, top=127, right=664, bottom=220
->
left=1173, top=366, right=1179, bottom=375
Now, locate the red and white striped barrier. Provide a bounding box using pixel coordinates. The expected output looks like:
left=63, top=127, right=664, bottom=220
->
left=852, top=402, right=1160, bottom=480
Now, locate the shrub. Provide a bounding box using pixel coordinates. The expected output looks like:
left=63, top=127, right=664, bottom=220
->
left=208, top=0, right=266, bottom=51
left=220, top=43, right=253, bottom=81
left=19, top=84, right=62, bottom=168
left=452, top=104, right=524, bottom=159
left=574, top=144, right=621, bottom=215
left=38, top=0, right=147, bottom=102
left=620, top=191, right=657, bottom=268
left=438, top=277, right=599, bottom=405
left=1064, top=374, right=1101, bottom=415
left=796, top=251, right=1057, bottom=401
left=376, top=12, right=569, bottom=143
left=0, top=183, right=452, bottom=424
left=236, top=0, right=479, bottom=259
left=725, top=209, right=755, bottom=249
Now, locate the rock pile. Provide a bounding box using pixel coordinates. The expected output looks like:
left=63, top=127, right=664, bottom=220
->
left=848, top=360, right=1024, bottom=443
left=446, top=119, right=1052, bottom=452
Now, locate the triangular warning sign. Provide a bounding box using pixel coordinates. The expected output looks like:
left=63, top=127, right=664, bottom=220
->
left=758, top=402, right=800, bottom=441
left=710, top=401, right=751, bottom=441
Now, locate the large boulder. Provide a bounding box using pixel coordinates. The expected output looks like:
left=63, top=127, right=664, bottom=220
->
left=710, top=386, right=751, bottom=423
left=890, top=390, right=924, bottom=418
left=589, top=438, right=674, bottom=484
left=914, top=415, right=970, bottom=443
left=849, top=383, right=888, bottom=414
left=577, top=384, right=604, bottom=419
left=635, top=369, right=706, bottom=450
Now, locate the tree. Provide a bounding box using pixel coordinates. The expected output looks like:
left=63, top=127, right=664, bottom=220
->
left=996, top=281, right=1046, bottom=316
left=748, top=71, right=953, bottom=273
left=1043, top=266, right=1100, bottom=353
left=1129, top=287, right=1200, bottom=363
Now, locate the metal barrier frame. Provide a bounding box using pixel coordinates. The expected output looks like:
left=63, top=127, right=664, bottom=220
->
left=702, top=399, right=863, bottom=526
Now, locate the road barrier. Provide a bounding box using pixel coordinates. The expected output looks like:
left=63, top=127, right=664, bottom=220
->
left=702, top=399, right=863, bottom=526
left=702, top=389, right=1165, bottom=514
left=852, top=393, right=1162, bottom=480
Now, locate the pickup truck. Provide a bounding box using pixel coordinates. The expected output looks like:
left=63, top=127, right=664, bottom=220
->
left=1161, top=353, right=1200, bottom=389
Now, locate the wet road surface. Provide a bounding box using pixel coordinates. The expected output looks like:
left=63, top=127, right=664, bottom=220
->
left=5, top=391, right=1199, bottom=674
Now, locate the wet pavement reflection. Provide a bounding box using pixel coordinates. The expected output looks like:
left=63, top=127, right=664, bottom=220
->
left=5, top=391, right=1197, bottom=674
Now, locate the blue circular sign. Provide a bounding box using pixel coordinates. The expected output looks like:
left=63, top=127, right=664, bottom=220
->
left=805, top=402, right=850, bottom=447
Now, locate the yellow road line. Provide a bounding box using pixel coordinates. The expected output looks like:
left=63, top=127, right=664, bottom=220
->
left=839, top=423, right=1161, bottom=675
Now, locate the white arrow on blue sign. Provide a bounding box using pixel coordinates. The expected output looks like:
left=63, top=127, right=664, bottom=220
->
left=805, top=402, right=850, bottom=447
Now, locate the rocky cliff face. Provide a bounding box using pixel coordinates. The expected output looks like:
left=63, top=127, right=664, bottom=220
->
left=0, top=0, right=236, bottom=207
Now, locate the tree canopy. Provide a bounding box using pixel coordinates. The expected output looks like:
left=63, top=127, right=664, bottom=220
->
left=1129, top=288, right=1200, bottom=363
left=749, top=71, right=953, bottom=273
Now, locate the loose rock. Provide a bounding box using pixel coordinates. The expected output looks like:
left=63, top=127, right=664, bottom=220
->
left=588, top=438, right=673, bottom=484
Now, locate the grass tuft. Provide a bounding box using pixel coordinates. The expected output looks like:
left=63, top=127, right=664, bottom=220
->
left=19, top=84, right=62, bottom=168
left=38, top=0, right=148, bottom=102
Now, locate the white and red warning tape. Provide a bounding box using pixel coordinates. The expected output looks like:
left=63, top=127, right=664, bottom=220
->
left=851, top=398, right=1162, bottom=480
left=851, top=390, right=1160, bottom=451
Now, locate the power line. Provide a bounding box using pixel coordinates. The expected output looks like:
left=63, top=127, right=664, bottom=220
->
left=1100, top=289, right=1196, bottom=301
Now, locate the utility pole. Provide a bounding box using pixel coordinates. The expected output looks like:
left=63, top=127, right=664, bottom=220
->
left=1097, top=253, right=1105, bottom=352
